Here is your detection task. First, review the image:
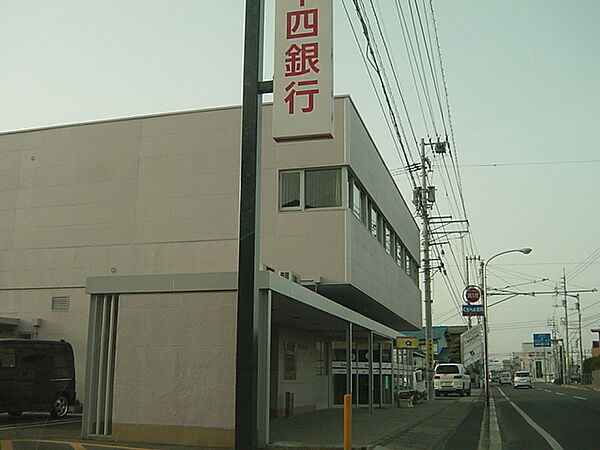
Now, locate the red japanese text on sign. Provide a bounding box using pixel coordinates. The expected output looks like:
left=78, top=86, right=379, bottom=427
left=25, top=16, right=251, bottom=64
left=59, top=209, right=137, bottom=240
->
left=285, top=43, right=320, bottom=77
left=284, top=80, right=319, bottom=114
left=273, top=0, right=333, bottom=141
left=286, top=8, right=318, bottom=39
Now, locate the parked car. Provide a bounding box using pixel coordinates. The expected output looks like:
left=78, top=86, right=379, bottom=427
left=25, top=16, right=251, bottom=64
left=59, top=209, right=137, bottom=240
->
left=513, top=371, right=533, bottom=389
left=434, top=363, right=471, bottom=397
left=0, top=339, right=76, bottom=417
left=499, top=372, right=512, bottom=385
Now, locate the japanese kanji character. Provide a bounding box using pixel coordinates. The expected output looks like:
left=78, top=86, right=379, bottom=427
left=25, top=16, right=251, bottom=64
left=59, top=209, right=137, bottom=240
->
left=284, top=43, right=320, bottom=77
left=284, top=80, right=319, bottom=114
left=287, top=8, right=318, bottom=39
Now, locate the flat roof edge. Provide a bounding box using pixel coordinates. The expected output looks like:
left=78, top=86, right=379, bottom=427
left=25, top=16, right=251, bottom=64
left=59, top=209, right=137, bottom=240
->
left=1, top=95, right=354, bottom=136
left=86, top=270, right=402, bottom=339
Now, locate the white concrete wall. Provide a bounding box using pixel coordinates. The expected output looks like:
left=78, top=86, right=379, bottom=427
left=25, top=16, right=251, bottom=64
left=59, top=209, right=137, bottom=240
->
left=113, top=291, right=236, bottom=429
left=345, top=99, right=420, bottom=260
left=348, top=214, right=421, bottom=328
left=260, top=99, right=348, bottom=283
left=274, top=324, right=323, bottom=414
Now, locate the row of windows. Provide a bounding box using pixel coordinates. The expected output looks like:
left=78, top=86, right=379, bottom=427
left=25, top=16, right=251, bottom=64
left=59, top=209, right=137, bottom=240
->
left=349, top=174, right=419, bottom=284
left=278, top=167, right=419, bottom=286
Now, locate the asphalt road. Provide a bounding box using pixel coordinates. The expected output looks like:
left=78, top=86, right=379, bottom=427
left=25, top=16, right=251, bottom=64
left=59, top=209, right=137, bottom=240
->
left=493, top=383, right=600, bottom=450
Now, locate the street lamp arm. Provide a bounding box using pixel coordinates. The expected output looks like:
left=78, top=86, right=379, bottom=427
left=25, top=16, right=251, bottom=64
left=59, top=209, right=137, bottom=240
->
left=482, top=247, right=532, bottom=407
left=484, top=248, right=533, bottom=270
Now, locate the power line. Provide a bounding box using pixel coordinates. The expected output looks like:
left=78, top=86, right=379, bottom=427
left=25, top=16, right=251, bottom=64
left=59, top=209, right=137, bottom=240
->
left=461, top=159, right=600, bottom=168
left=349, top=0, right=418, bottom=189
left=341, top=0, right=418, bottom=190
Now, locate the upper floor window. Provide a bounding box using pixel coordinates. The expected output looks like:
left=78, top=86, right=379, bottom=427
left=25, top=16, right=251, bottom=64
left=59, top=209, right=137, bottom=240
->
left=370, top=205, right=379, bottom=240
left=280, top=171, right=301, bottom=209
left=384, top=223, right=392, bottom=255
left=279, top=168, right=342, bottom=211
left=350, top=179, right=367, bottom=224
left=305, top=168, right=341, bottom=209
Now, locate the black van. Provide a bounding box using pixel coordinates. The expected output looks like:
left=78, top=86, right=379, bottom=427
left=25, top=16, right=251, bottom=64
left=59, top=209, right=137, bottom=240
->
left=0, top=339, right=76, bottom=417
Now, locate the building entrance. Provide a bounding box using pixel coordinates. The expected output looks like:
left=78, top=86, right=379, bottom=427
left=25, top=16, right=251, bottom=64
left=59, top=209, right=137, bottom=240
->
left=331, top=342, right=393, bottom=406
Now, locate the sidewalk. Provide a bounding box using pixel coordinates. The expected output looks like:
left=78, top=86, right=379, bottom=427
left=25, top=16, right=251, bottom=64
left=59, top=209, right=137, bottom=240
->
left=0, top=390, right=484, bottom=450
left=269, top=389, right=484, bottom=449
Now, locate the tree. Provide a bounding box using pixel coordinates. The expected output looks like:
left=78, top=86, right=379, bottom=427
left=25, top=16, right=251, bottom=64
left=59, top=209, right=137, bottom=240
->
left=582, top=355, right=600, bottom=374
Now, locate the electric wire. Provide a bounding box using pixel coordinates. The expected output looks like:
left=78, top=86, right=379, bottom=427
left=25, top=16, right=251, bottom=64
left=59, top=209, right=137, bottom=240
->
left=414, top=0, right=447, bottom=137
left=350, top=0, right=418, bottom=189
left=341, top=0, right=417, bottom=189
left=406, top=0, right=438, bottom=135
left=368, top=0, right=418, bottom=149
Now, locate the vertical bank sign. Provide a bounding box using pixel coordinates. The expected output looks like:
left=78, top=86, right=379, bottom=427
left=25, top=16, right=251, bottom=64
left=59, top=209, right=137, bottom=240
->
left=273, top=0, right=333, bottom=141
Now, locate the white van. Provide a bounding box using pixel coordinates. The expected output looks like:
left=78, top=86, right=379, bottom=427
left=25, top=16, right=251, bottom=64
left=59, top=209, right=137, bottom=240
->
left=434, top=363, right=471, bottom=397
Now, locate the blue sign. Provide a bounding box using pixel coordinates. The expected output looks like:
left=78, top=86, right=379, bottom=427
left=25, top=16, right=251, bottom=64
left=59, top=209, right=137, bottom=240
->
left=462, top=304, right=484, bottom=316
left=533, top=333, right=551, bottom=347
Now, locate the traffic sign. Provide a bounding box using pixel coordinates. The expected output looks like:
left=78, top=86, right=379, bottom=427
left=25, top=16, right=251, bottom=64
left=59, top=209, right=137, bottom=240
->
left=462, top=304, right=484, bottom=316
left=463, top=285, right=482, bottom=303
left=533, top=333, right=551, bottom=347
left=396, top=337, right=419, bottom=349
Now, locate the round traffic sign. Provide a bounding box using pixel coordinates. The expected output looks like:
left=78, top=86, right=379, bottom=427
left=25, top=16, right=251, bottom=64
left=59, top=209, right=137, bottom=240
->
left=464, top=285, right=482, bottom=303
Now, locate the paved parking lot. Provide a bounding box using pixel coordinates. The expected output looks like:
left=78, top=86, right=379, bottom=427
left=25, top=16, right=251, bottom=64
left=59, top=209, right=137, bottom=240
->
left=0, top=414, right=212, bottom=450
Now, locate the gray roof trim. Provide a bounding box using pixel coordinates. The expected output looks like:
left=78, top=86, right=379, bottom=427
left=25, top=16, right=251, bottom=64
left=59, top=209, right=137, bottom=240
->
left=86, top=271, right=401, bottom=339
left=0, top=317, right=19, bottom=327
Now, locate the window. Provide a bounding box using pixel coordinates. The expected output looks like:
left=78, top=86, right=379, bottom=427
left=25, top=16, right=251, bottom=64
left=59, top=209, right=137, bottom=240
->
left=352, top=182, right=362, bottom=220
left=305, top=168, right=341, bottom=209
left=370, top=205, right=379, bottom=239
left=284, top=341, right=297, bottom=380
left=316, top=341, right=328, bottom=376
left=0, top=348, right=16, bottom=368
left=396, top=240, right=407, bottom=270
left=384, top=223, right=392, bottom=255
left=52, top=296, right=70, bottom=311
left=279, top=168, right=342, bottom=211
left=436, top=364, right=460, bottom=374
left=279, top=171, right=301, bottom=209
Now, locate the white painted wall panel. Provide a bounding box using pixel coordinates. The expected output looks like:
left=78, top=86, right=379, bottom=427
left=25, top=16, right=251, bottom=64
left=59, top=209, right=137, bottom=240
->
left=113, top=292, right=236, bottom=429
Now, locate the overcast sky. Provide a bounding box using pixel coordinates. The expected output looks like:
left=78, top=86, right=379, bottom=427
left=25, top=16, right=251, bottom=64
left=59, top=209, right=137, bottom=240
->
left=1, top=0, right=599, bottom=360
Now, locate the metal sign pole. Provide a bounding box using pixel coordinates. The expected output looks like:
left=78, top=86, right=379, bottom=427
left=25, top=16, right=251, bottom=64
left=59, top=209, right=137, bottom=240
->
left=235, top=1, right=270, bottom=448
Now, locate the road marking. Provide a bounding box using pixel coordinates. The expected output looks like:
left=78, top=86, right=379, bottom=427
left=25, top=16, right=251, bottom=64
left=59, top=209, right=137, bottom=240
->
left=543, top=389, right=551, bottom=393
left=489, top=396, right=502, bottom=449
left=497, top=388, right=563, bottom=450
left=1, top=441, right=14, bottom=450
left=12, top=440, right=156, bottom=450
left=556, top=392, right=566, bottom=396
left=0, top=419, right=80, bottom=430
left=573, top=396, right=587, bottom=400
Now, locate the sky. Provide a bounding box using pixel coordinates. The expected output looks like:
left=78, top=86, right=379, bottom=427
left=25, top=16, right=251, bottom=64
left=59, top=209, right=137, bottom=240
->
left=1, top=1, right=599, bottom=362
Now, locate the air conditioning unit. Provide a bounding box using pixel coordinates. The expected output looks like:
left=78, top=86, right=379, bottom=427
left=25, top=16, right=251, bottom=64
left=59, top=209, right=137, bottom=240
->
left=279, top=270, right=302, bottom=285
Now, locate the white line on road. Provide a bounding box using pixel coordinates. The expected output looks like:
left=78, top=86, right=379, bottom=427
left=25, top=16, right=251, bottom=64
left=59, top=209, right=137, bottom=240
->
left=0, top=419, right=80, bottom=431
left=573, top=396, right=587, bottom=400
left=556, top=392, right=566, bottom=396
left=497, top=388, right=563, bottom=450
left=543, top=389, right=551, bottom=393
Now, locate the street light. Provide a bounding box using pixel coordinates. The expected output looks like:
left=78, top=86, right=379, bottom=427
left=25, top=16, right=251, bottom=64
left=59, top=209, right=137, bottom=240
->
left=483, top=247, right=532, bottom=406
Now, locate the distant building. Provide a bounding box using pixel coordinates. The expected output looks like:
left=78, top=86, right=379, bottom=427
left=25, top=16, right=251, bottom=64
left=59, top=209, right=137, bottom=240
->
left=591, top=328, right=600, bottom=357
left=516, top=342, right=555, bottom=381
left=403, top=325, right=468, bottom=364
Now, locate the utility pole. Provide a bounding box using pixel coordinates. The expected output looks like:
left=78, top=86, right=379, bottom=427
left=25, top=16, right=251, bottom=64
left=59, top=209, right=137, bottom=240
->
left=576, top=294, right=584, bottom=378
left=415, top=139, right=457, bottom=400
left=548, top=318, right=563, bottom=382
left=418, top=138, right=435, bottom=401
left=562, top=270, right=570, bottom=384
